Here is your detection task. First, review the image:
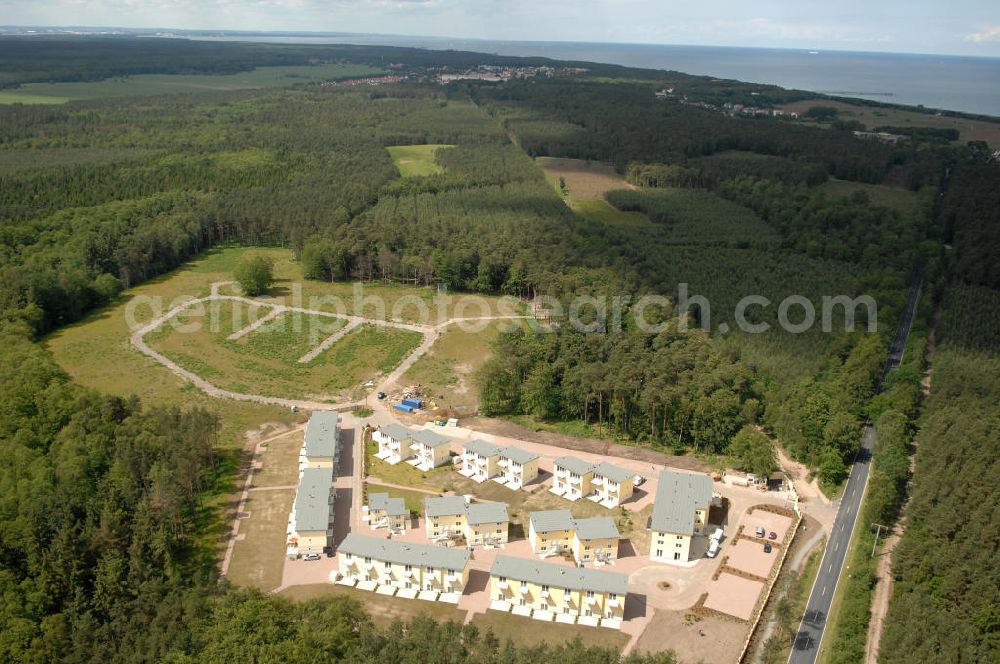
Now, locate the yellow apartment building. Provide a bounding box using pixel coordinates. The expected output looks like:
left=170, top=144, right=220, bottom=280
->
left=572, top=516, right=620, bottom=564
left=425, top=495, right=469, bottom=543
left=489, top=555, right=628, bottom=628
left=299, top=411, right=341, bottom=471
left=366, top=492, right=409, bottom=535
left=495, top=446, right=539, bottom=490
left=372, top=423, right=414, bottom=465
left=407, top=429, right=453, bottom=471
left=464, top=502, right=510, bottom=547
left=459, top=439, right=502, bottom=483
left=551, top=456, right=596, bottom=502
left=528, top=510, right=575, bottom=557
left=337, top=533, right=471, bottom=602
left=649, top=470, right=714, bottom=563
left=286, top=465, right=335, bottom=558
left=590, top=461, right=635, bottom=508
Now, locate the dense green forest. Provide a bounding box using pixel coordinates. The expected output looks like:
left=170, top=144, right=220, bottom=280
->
left=1, top=35, right=997, bottom=663
left=879, top=152, right=1000, bottom=662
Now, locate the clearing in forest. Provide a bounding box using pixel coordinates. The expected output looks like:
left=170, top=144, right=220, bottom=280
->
left=400, top=319, right=529, bottom=414
left=536, top=156, right=650, bottom=226
left=386, top=144, right=454, bottom=177
left=146, top=299, right=423, bottom=403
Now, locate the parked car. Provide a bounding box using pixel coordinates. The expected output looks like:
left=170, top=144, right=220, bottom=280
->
left=633, top=474, right=646, bottom=487
left=710, top=527, right=724, bottom=542
left=303, top=553, right=321, bottom=561
left=768, top=531, right=778, bottom=540
left=763, top=543, right=773, bottom=554
left=376, top=391, right=386, bottom=400
left=755, top=526, right=765, bottom=538
left=706, top=538, right=721, bottom=558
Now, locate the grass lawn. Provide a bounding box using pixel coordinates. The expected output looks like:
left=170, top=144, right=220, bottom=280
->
left=0, top=63, right=383, bottom=104
left=148, top=299, right=422, bottom=402
left=364, top=482, right=436, bottom=514
left=471, top=611, right=629, bottom=651
left=386, top=144, right=453, bottom=177
left=366, top=439, right=453, bottom=489
left=226, top=488, right=296, bottom=591
left=253, top=429, right=305, bottom=488
left=279, top=584, right=467, bottom=627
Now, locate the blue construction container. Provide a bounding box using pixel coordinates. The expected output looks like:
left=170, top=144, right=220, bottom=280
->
left=401, top=398, right=423, bottom=409
left=393, top=404, right=414, bottom=413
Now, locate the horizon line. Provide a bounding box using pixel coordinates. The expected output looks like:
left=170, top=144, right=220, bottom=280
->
left=3, top=24, right=1000, bottom=61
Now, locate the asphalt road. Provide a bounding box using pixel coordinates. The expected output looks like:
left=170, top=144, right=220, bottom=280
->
left=789, top=278, right=921, bottom=664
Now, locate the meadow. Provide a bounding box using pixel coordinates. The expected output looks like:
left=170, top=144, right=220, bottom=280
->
left=386, top=144, right=454, bottom=177
left=0, top=63, right=383, bottom=104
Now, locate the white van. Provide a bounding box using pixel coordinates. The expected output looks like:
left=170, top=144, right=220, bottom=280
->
left=706, top=538, right=721, bottom=558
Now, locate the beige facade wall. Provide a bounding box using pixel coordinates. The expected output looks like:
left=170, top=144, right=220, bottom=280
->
left=427, top=513, right=467, bottom=540
left=529, top=521, right=573, bottom=554
left=339, top=552, right=469, bottom=594
left=649, top=529, right=693, bottom=562
left=573, top=535, right=619, bottom=563
left=489, top=575, right=624, bottom=620
left=465, top=520, right=509, bottom=547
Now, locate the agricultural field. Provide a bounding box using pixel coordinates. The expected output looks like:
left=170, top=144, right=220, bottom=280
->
left=0, top=63, right=383, bottom=104
left=777, top=98, right=1000, bottom=146
left=386, top=144, right=454, bottom=177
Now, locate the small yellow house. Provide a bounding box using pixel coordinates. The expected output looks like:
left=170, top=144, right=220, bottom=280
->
left=286, top=466, right=335, bottom=558
left=299, top=411, right=341, bottom=471
left=373, top=423, right=415, bottom=465
left=407, top=429, right=453, bottom=471
left=367, top=492, right=409, bottom=534
left=528, top=510, right=575, bottom=557
left=551, top=456, right=596, bottom=502
left=572, top=517, right=620, bottom=564
left=464, top=502, right=510, bottom=547
left=529, top=510, right=620, bottom=564
left=591, top=462, right=635, bottom=508
left=489, top=555, right=628, bottom=628
left=495, top=446, right=539, bottom=490
left=337, top=533, right=471, bottom=601
left=459, top=439, right=502, bottom=483
left=425, top=495, right=468, bottom=543
left=649, top=470, right=714, bottom=563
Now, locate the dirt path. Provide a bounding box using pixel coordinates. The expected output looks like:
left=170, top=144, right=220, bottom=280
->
left=865, top=527, right=901, bottom=664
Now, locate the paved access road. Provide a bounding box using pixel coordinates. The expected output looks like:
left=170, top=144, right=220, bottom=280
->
left=789, top=278, right=921, bottom=664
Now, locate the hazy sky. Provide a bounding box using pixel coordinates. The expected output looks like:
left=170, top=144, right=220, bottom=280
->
left=4, top=0, right=1000, bottom=57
